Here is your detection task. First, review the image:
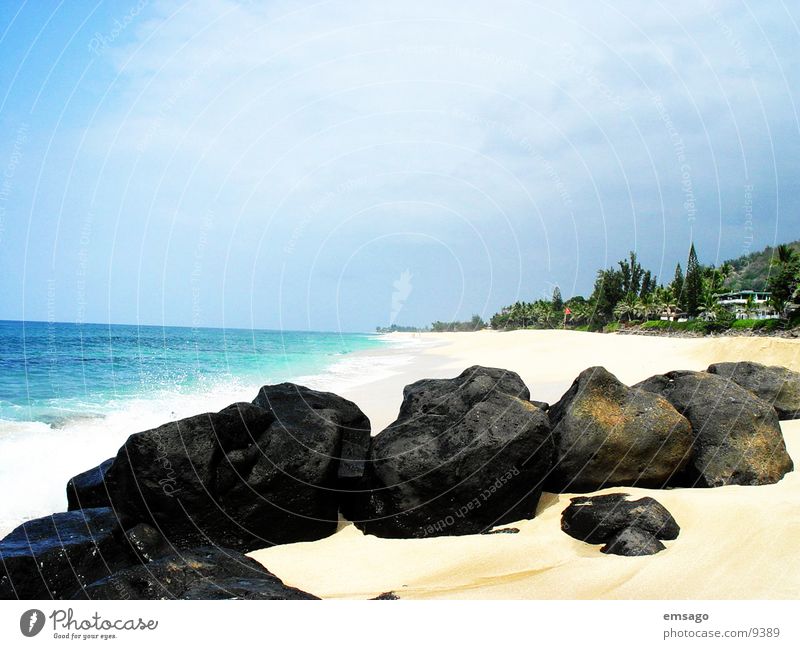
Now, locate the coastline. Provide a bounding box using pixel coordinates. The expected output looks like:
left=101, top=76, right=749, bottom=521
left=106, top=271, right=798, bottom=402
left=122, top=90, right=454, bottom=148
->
left=0, top=330, right=405, bottom=537
left=4, top=328, right=799, bottom=598
left=250, top=329, right=800, bottom=599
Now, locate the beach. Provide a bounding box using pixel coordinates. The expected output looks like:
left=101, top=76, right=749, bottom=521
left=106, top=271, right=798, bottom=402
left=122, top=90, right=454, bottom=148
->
left=250, top=330, right=800, bottom=599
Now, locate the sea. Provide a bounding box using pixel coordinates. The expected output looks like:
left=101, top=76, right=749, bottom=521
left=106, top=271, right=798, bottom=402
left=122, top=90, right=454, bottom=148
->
left=0, top=320, right=413, bottom=535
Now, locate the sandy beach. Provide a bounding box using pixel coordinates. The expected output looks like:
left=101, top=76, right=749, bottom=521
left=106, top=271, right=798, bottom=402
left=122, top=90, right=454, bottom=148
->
left=250, top=330, right=800, bottom=599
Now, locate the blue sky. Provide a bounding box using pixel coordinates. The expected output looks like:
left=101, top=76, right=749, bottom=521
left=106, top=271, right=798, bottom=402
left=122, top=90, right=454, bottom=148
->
left=1, top=0, right=799, bottom=331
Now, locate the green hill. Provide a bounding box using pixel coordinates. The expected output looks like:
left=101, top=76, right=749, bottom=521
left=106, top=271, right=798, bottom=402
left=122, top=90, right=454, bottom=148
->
left=722, top=240, right=800, bottom=291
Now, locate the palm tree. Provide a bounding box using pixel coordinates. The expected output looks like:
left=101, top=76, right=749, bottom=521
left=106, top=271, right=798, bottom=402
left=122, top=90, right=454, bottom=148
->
left=636, top=293, right=657, bottom=321
left=744, top=294, right=757, bottom=319
left=698, top=292, right=720, bottom=321
left=651, top=286, right=676, bottom=320
left=613, top=293, right=639, bottom=322
left=570, top=302, right=590, bottom=326
left=774, top=244, right=798, bottom=266
left=769, top=244, right=799, bottom=318
left=533, top=301, right=555, bottom=328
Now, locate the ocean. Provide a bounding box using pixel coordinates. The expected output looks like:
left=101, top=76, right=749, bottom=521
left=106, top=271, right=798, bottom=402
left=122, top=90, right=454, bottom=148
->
left=0, top=320, right=404, bottom=535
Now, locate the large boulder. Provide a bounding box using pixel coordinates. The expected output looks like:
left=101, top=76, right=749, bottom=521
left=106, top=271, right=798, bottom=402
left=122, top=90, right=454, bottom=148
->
left=561, top=493, right=679, bottom=545
left=350, top=366, right=554, bottom=538
left=707, top=361, right=800, bottom=420
left=0, top=508, right=134, bottom=599
left=67, top=458, right=114, bottom=510
left=252, top=383, right=371, bottom=483
left=104, top=390, right=370, bottom=551
left=546, top=367, right=694, bottom=492
left=74, top=547, right=319, bottom=600
left=635, top=370, right=793, bottom=487
left=0, top=506, right=318, bottom=600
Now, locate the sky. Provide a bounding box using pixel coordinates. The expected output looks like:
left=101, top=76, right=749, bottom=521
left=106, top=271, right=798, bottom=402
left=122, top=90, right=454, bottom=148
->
left=0, top=0, right=799, bottom=332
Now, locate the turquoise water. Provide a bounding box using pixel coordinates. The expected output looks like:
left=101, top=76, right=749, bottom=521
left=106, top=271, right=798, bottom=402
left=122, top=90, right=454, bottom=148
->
left=0, top=320, right=393, bottom=533
left=0, top=320, right=386, bottom=425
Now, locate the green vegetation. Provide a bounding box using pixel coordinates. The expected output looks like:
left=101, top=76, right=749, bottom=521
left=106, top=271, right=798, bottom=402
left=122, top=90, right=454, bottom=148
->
left=375, top=324, right=427, bottom=333
left=430, top=315, right=486, bottom=332
left=377, top=315, right=486, bottom=333
left=724, top=240, right=800, bottom=291
left=487, top=241, right=800, bottom=335
left=729, top=318, right=784, bottom=332
left=768, top=244, right=800, bottom=316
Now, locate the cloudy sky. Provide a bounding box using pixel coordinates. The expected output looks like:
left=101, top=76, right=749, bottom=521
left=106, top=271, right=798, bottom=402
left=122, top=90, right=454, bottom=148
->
left=1, top=0, right=799, bottom=331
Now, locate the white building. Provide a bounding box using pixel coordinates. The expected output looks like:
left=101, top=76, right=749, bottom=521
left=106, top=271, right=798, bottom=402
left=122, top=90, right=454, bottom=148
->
left=715, top=290, right=778, bottom=320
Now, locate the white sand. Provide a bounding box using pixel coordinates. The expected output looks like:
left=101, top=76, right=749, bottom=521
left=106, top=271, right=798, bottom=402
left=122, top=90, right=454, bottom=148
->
left=250, top=330, right=800, bottom=599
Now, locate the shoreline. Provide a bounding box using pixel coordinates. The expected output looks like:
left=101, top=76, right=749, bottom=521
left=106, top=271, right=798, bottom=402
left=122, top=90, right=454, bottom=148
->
left=359, top=329, right=800, bottom=409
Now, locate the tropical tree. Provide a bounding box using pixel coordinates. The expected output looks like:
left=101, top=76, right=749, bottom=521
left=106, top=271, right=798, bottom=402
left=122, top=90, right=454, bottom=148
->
left=551, top=286, right=564, bottom=312
left=613, top=293, right=639, bottom=322
left=568, top=302, right=589, bottom=325
left=635, top=293, right=657, bottom=320
left=768, top=244, right=799, bottom=316
left=698, top=291, right=720, bottom=321
left=591, top=268, right=625, bottom=324
left=744, top=294, right=757, bottom=319
left=684, top=243, right=703, bottom=317
left=618, top=251, right=645, bottom=296
left=671, top=263, right=685, bottom=309
left=533, top=300, right=556, bottom=327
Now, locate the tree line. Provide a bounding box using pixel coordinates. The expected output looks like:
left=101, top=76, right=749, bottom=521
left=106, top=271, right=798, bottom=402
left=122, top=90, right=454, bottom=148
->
left=489, top=243, right=800, bottom=331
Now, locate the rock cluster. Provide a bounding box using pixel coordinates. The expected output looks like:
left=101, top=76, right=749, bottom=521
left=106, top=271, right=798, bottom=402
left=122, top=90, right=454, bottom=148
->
left=2, top=359, right=795, bottom=598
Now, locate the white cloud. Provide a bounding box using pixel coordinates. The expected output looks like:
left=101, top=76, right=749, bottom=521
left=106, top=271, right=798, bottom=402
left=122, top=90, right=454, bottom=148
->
left=70, top=0, right=800, bottom=326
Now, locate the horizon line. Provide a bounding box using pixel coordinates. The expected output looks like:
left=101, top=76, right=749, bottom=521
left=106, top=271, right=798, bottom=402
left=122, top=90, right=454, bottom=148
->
left=0, top=318, right=379, bottom=337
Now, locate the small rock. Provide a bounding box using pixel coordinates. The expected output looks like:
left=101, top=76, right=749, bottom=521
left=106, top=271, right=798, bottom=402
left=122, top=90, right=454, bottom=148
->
left=481, top=527, right=520, bottom=535
left=372, top=591, right=400, bottom=600
left=561, top=493, right=679, bottom=545
left=601, top=526, right=666, bottom=556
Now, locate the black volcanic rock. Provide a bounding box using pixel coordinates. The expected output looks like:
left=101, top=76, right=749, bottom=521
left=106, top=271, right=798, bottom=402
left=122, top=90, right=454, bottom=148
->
left=635, top=370, right=793, bottom=487
left=252, top=383, right=371, bottom=482
left=546, top=367, right=694, bottom=492
left=124, top=523, right=170, bottom=563
left=561, top=493, right=679, bottom=545
left=67, top=458, right=114, bottom=511
left=601, top=526, right=666, bottom=556
left=104, top=391, right=370, bottom=551
left=350, top=366, right=554, bottom=538
left=481, top=527, right=520, bottom=535
left=372, top=591, right=400, bottom=600
left=707, top=361, right=800, bottom=420
left=74, top=546, right=318, bottom=600
left=0, top=508, right=133, bottom=599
